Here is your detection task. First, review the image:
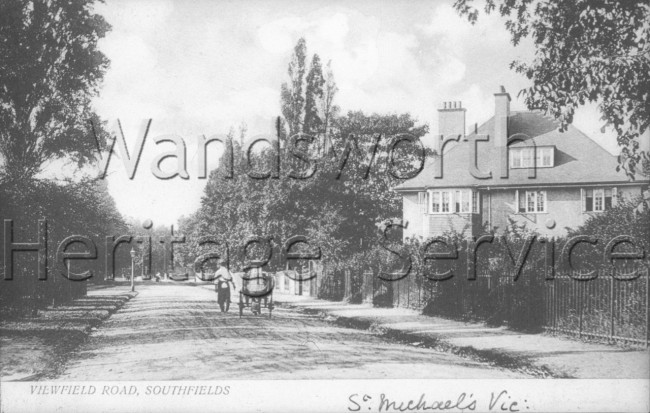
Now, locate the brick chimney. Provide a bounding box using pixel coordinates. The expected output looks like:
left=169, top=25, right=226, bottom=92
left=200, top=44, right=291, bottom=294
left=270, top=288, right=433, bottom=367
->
left=437, top=100, right=466, bottom=153
left=494, top=86, right=510, bottom=147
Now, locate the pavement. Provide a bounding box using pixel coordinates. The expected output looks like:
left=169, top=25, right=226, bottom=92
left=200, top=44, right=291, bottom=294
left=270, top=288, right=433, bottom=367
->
left=275, top=293, right=650, bottom=379
left=0, top=286, right=136, bottom=381
left=54, top=283, right=528, bottom=380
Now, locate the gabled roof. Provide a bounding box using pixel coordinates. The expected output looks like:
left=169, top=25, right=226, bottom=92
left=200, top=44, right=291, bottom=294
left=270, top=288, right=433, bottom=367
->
left=394, top=111, right=647, bottom=191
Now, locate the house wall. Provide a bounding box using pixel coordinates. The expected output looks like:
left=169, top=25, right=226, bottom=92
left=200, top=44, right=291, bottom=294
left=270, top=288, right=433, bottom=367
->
left=483, top=185, right=645, bottom=237
left=402, top=185, right=645, bottom=240
left=402, top=192, right=425, bottom=240
left=274, top=269, right=318, bottom=296
left=426, top=214, right=476, bottom=237
left=402, top=191, right=478, bottom=240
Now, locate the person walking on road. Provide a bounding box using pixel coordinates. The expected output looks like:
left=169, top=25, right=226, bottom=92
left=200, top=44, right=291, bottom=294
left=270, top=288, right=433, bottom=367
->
left=214, top=260, right=236, bottom=313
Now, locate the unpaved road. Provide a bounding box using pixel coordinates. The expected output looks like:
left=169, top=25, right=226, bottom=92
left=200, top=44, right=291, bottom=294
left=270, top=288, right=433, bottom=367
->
left=56, top=283, right=526, bottom=380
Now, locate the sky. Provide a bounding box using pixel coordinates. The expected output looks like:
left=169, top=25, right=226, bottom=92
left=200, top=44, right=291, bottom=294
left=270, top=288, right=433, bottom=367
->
left=90, top=0, right=624, bottom=227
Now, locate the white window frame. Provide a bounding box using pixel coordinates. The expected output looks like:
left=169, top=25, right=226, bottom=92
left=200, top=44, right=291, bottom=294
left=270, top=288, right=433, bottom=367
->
left=472, top=191, right=480, bottom=214
left=510, top=146, right=555, bottom=169
left=536, top=190, right=546, bottom=212
left=428, top=189, right=479, bottom=214
left=417, top=191, right=429, bottom=213
left=441, top=191, right=451, bottom=213
left=538, top=147, right=553, bottom=167
left=581, top=187, right=617, bottom=212
left=430, top=191, right=440, bottom=213
left=461, top=191, right=471, bottom=213
left=593, top=189, right=604, bottom=212
left=515, top=190, right=547, bottom=214
left=511, top=149, right=522, bottom=168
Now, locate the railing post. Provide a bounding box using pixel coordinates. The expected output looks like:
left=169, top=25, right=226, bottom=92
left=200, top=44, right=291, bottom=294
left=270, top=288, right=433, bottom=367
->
left=610, top=270, right=615, bottom=343
left=396, top=278, right=400, bottom=307
left=406, top=274, right=410, bottom=308
left=552, top=275, right=556, bottom=331
left=578, top=280, right=584, bottom=339
left=343, top=269, right=352, bottom=301
left=362, top=270, right=372, bottom=304
left=645, top=267, right=650, bottom=347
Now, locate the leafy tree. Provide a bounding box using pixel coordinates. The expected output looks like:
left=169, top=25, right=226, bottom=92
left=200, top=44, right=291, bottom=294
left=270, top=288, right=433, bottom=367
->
left=319, top=60, right=340, bottom=152
left=0, top=0, right=111, bottom=184
left=179, top=126, right=290, bottom=271
left=322, top=61, right=339, bottom=125
left=303, top=54, right=325, bottom=135
left=280, top=38, right=307, bottom=137
left=185, top=110, right=431, bottom=274
left=121, top=220, right=187, bottom=277
left=280, top=39, right=339, bottom=158
left=315, top=111, right=430, bottom=258
left=187, top=40, right=431, bottom=278
left=0, top=178, right=127, bottom=309
left=567, top=195, right=650, bottom=270
left=0, top=1, right=130, bottom=311
left=454, top=0, right=650, bottom=177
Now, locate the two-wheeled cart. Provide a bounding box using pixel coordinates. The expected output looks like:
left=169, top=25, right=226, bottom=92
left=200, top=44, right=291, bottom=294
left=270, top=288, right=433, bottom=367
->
left=238, top=268, right=275, bottom=318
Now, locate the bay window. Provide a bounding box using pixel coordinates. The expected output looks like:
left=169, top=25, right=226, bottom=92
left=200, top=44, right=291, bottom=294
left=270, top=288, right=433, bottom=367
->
left=462, top=192, right=470, bottom=213
left=431, top=191, right=441, bottom=213
left=428, top=189, right=479, bottom=214
left=442, top=192, right=450, bottom=212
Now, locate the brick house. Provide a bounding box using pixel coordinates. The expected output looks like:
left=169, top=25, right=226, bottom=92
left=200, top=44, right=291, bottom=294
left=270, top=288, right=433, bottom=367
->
left=394, top=87, right=649, bottom=239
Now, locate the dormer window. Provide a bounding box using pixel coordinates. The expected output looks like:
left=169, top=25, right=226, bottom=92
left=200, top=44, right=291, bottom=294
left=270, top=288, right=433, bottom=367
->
left=510, top=146, right=555, bottom=168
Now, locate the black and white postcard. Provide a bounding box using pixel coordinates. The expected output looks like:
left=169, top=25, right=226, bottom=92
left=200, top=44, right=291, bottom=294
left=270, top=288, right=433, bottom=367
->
left=1, top=1, right=649, bottom=412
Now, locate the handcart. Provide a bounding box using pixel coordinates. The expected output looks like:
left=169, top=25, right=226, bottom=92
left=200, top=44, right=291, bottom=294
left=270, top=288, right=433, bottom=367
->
left=238, top=269, right=275, bottom=318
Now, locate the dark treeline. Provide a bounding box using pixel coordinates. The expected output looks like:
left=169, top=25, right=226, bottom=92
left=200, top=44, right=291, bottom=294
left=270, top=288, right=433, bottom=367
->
left=0, top=179, right=127, bottom=315
left=0, top=1, right=127, bottom=315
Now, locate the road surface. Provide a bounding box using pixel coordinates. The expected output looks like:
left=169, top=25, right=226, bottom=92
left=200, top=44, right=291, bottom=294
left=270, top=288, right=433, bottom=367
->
left=56, top=283, right=526, bottom=380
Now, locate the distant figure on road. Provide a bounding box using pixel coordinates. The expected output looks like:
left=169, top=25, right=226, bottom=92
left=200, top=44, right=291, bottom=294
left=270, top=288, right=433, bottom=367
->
left=214, top=260, right=236, bottom=313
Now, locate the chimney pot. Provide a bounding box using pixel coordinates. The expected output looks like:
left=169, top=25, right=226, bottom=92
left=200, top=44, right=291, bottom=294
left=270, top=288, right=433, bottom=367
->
left=494, top=86, right=511, bottom=147
left=437, top=98, right=466, bottom=152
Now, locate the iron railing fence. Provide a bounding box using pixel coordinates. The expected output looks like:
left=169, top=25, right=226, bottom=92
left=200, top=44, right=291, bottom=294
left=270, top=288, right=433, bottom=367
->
left=339, top=264, right=650, bottom=346
left=317, top=269, right=345, bottom=301
left=544, top=267, right=649, bottom=345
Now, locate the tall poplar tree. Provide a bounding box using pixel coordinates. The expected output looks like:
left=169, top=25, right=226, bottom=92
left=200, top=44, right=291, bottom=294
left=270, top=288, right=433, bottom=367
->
left=303, top=54, right=325, bottom=135
left=280, top=38, right=307, bottom=137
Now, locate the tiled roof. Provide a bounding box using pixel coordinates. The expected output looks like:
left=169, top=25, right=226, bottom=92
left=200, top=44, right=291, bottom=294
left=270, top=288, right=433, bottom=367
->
left=394, top=111, right=648, bottom=191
